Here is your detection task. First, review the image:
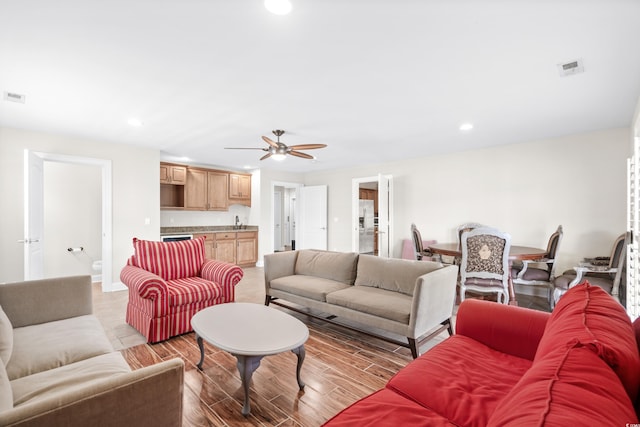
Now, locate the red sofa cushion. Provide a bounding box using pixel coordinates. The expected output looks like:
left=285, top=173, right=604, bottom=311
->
left=488, top=344, right=638, bottom=426
left=386, top=335, right=532, bottom=427
left=534, top=282, right=640, bottom=401
left=321, top=388, right=454, bottom=426
left=132, top=237, right=205, bottom=281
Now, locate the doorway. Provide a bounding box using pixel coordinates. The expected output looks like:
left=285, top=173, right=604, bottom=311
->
left=24, top=150, right=113, bottom=291
left=271, top=181, right=301, bottom=252
left=352, top=174, right=394, bottom=257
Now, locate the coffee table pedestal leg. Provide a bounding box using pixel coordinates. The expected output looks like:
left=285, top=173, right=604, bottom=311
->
left=292, top=345, right=306, bottom=389
left=196, top=335, right=205, bottom=370
left=236, top=355, right=263, bottom=416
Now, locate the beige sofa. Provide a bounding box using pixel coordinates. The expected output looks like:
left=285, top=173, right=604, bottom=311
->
left=264, top=250, right=459, bottom=358
left=0, top=275, right=183, bottom=427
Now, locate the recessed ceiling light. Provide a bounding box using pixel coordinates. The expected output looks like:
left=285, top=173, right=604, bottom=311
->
left=459, top=123, right=474, bottom=131
left=127, top=118, right=143, bottom=127
left=265, top=0, right=292, bottom=15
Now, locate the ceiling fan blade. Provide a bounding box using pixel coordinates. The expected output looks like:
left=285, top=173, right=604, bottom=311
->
left=261, top=136, right=279, bottom=148
left=260, top=152, right=272, bottom=161
left=289, top=150, right=314, bottom=159
left=288, top=144, right=327, bottom=150
left=224, top=147, right=267, bottom=150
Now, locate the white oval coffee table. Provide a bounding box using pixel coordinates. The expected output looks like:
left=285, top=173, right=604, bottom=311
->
left=191, top=302, right=309, bottom=416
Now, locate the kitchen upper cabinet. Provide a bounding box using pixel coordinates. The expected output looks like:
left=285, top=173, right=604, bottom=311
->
left=160, top=163, right=187, bottom=185
left=229, top=173, right=251, bottom=207
left=160, top=163, right=186, bottom=209
left=185, top=168, right=228, bottom=211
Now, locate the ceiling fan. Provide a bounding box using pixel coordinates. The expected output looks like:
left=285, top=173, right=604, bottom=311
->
left=225, top=130, right=327, bottom=161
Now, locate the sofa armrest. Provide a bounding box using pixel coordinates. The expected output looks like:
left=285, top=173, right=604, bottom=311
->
left=0, top=276, right=92, bottom=328
left=120, top=265, right=169, bottom=300
left=456, top=299, right=550, bottom=360
left=264, top=251, right=298, bottom=293
left=409, top=265, right=458, bottom=336
left=200, top=258, right=244, bottom=287
left=0, top=358, right=184, bottom=427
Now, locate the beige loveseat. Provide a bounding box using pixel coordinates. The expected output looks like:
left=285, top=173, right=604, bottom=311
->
left=264, top=250, right=458, bottom=358
left=0, top=275, right=183, bottom=427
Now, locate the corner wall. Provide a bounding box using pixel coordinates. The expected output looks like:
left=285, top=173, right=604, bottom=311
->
left=0, top=126, right=160, bottom=285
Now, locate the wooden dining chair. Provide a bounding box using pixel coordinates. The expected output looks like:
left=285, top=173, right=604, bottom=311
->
left=552, top=232, right=628, bottom=308
left=511, top=225, right=563, bottom=307
left=410, top=223, right=434, bottom=261
left=459, top=227, right=512, bottom=304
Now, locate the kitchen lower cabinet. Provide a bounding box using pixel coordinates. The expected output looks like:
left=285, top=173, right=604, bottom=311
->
left=236, top=231, right=258, bottom=266
left=214, top=232, right=237, bottom=264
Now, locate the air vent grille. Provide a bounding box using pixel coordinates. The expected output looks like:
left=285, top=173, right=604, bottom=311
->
left=3, top=92, right=26, bottom=103
left=557, top=58, right=584, bottom=77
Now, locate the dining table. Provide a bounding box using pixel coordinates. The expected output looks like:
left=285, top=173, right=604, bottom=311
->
left=428, top=242, right=548, bottom=306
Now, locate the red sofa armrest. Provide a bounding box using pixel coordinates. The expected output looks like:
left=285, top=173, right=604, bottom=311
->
left=120, top=264, right=169, bottom=301
left=456, top=299, right=550, bottom=360
left=200, top=259, right=244, bottom=300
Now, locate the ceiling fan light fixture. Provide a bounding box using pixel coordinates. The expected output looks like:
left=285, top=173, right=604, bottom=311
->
left=272, top=153, right=287, bottom=161
left=264, top=0, right=292, bottom=15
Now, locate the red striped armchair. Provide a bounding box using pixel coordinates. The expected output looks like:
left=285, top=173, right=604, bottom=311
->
left=120, top=236, right=244, bottom=343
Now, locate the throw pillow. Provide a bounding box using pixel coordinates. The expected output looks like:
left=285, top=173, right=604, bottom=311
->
left=0, top=305, right=13, bottom=366
left=132, top=237, right=206, bottom=281
left=488, top=345, right=637, bottom=426
left=534, top=282, right=640, bottom=402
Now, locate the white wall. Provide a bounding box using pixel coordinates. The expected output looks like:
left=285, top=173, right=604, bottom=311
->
left=43, top=162, right=102, bottom=279
left=0, top=126, right=160, bottom=285
left=302, top=127, right=631, bottom=274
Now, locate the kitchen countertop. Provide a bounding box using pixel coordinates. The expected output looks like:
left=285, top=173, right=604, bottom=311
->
left=160, top=226, right=258, bottom=235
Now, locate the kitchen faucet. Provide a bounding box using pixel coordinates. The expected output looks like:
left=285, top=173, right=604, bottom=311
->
left=235, top=215, right=239, bottom=228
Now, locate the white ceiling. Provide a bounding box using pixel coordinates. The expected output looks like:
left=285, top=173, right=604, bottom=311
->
left=1, top=0, right=639, bottom=173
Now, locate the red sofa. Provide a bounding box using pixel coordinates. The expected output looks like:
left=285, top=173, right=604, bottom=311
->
left=323, top=282, right=640, bottom=426
left=120, top=237, right=244, bottom=343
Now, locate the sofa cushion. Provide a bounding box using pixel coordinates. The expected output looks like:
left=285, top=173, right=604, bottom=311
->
left=132, top=236, right=205, bottom=281
left=322, top=388, right=453, bottom=426
left=534, top=282, right=640, bottom=401
left=167, top=277, right=223, bottom=306
left=0, top=361, right=12, bottom=411
left=0, top=305, right=12, bottom=366
left=270, top=275, right=350, bottom=302
left=6, top=315, right=113, bottom=380
left=355, top=255, right=442, bottom=296
left=387, top=335, right=532, bottom=427
left=11, top=352, right=131, bottom=407
left=488, top=345, right=638, bottom=426
left=294, top=250, right=358, bottom=285
left=326, top=286, right=412, bottom=324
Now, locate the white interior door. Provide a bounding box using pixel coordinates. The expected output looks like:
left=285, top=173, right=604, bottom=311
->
left=274, top=189, right=283, bottom=251
left=24, top=150, right=44, bottom=280
left=298, top=185, right=327, bottom=250
left=377, top=174, right=391, bottom=258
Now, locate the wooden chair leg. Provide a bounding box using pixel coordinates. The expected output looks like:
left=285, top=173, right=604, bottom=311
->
left=264, top=295, right=271, bottom=306
left=408, top=338, right=419, bottom=359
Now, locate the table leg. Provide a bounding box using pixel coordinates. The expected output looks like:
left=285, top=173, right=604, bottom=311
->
left=196, top=335, right=205, bottom=370
left=236, top=355, right=263, bottom=417
left=291, top=345, right=306, bottom=389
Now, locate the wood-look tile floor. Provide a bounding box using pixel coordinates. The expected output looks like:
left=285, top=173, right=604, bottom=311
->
left=93, top=266, right=550, bottom=426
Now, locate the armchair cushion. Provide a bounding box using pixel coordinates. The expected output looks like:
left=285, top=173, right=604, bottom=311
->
left=0, top=305, right=12, bottom=366
left=132, top=236, right=206, bottom=281
left=167, top=277, right=224, bottom=306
